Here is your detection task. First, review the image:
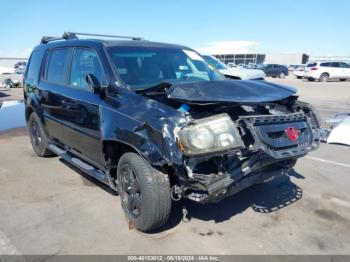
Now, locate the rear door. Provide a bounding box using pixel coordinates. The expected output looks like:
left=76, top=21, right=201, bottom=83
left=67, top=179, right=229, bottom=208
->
left=61, top=47, right=106, bottom=165
left=40, top=47, right=72, bottom=143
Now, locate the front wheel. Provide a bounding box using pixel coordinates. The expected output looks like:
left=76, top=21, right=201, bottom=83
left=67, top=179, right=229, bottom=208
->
left=279, top=72, right=286, bottom=78
left=117, top=152, right=172, bottom=232
left=296, top=76, right=302, bottom=79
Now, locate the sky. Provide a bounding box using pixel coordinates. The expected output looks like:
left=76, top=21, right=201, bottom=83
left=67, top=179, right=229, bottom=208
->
left=0, top=0, right=349, bottom=57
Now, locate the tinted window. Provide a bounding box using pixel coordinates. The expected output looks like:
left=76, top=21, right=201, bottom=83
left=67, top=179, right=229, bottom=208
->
left=339, top=62, right=350, bottom=68
left=320, top=62, right=331, bottom=67
left=331, top=62, right=340, bottom=68
left=46, top=48, right=70, bottom=84
left=307, top=63, right=317, bottom=67
left=26, top=51, right=42, bottom=82
left=69, top=48, right=104, bottom=89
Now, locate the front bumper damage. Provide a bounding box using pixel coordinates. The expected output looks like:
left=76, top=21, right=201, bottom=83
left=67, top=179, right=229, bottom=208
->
left=180, top=112, right=320, bottom=203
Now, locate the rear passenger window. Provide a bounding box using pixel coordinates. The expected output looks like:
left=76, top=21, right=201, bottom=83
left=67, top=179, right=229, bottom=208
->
left=69, top=48, right=104, bottom=89
left=46, top=48, right=70, bottom=84
left=26, top=51, right=42, bottom=83
left=320, top=62, right=331, bottom=67
left=331, top=62, right=340, bottom=68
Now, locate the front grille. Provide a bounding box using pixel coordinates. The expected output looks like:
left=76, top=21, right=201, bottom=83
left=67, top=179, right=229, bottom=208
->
left=239, top=113, right=314, bottom=159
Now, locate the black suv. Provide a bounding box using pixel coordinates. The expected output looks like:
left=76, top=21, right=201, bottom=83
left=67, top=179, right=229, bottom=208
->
left=24, top=32, right=320, bottom=231
left=262, top=64, right=289, bottom=78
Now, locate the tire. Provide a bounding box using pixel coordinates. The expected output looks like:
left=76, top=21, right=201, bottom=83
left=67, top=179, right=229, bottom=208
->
left=296, top=76, right=302, bottom=79
left=28, top=113, right=54, bottom=157
left=308, top=77, right=315, bottom=82
left=340, top=79, right=346, bottom=82
left=279, top=72, right=286, bottom=78
left=117, top=152, right=171, bottom=232
left=319, top=73, right=329, bottom=82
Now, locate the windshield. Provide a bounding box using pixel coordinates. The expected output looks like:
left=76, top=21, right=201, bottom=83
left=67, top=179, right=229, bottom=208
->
left=203, top=55, right=227, bottom=70
left=108, top=46, right=225, bottom=90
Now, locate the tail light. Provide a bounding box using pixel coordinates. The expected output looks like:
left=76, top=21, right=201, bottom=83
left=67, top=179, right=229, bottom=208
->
left=310, top=67, right=318, bottom=71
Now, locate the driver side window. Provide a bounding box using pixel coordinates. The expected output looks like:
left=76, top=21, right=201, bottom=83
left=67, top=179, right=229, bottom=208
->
left=69, top=48, right=104, bottom=89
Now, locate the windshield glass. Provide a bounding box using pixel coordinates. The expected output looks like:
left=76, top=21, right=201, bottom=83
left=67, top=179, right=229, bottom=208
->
left=203, top=55, right=227, bottom=70
left=108, top=46, right=225, bottom=90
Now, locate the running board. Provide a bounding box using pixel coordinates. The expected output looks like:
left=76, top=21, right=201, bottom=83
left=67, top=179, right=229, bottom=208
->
left=48, top=144, right=110, bottom=186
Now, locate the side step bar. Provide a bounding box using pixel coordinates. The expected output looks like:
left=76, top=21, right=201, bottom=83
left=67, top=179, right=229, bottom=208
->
left=48, top=144, right=117, bottom=191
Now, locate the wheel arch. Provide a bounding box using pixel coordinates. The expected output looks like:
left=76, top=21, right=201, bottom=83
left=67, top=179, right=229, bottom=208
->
left=102, top=139, right=176, bottom=183
left=25, top=94, right=44, bottom=122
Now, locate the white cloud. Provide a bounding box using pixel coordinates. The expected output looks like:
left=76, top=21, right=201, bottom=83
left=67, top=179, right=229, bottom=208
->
left=195, top=41, right=260, bottom=55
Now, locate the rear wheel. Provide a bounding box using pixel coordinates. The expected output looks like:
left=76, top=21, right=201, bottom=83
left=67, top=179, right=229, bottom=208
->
left=28, top=113, right=54, bottom=157
left=340, top=79, right=346, bottom=82
left=308, top=77, right=315, bottom=82
left=279, top=72, right=286, bottom=78
left=319, top=73, right=329, bottom=82
left=117, top=152, right=171, bottom=232
left=296, top=76, right=302, bottom=79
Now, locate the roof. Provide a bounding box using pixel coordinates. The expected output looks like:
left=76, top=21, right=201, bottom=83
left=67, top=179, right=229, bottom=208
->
left=38, top=38, right=191, bottom=51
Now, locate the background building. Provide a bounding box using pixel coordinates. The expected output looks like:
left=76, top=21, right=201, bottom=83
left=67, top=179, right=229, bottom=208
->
left=264, top=53, right=309, bottom=65
left=308, top=55, right=350, bottom=63
left=196, top=41, right=309, bottom=65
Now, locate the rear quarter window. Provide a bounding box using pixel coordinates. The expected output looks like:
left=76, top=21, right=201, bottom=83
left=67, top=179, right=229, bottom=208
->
left=307, top=63, right=317, bottom=67
left=26, top=51, right=43, bottom=83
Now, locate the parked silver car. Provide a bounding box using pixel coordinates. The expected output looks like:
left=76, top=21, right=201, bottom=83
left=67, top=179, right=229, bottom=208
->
left=203, top=55, right=266, bottom=80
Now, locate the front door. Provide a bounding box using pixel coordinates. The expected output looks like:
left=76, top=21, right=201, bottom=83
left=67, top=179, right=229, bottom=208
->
left=60, top=47, right=106, bottom=165
left=339, top=62, right=350, bottom=79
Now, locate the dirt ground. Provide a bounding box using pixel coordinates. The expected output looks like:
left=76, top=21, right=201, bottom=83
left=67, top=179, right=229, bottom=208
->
left=0, top=77, right=350, bottom=255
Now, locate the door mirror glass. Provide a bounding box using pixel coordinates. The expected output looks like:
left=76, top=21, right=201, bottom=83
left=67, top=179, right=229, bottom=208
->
left=86, top=73, right=101, bottom=94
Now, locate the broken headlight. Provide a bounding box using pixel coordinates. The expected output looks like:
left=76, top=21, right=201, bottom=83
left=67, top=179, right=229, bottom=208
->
left=177, top=113, right=244, bottom=156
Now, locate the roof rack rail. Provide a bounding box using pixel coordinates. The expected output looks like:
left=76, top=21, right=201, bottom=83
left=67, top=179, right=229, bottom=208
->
left=41, top=32, right=144, bottom=44
left=63, top=32, right=144, bottom=41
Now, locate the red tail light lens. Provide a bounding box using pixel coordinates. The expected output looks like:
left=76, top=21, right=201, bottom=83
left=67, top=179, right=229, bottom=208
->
left=310, top=67, right=318, bottom=71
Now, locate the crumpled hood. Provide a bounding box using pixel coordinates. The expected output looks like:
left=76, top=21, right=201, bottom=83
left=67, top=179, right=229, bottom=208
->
left=219, top=68, right=266, bottom=80
left=166, top=80, right=297, bottom=104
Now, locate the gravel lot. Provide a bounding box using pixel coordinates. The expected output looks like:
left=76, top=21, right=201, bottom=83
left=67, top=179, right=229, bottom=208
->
left=0, top=77, right=350, bottom=255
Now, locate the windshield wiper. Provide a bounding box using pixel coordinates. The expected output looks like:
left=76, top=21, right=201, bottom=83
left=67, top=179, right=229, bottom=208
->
left=135, top=82, right=172, bottom=95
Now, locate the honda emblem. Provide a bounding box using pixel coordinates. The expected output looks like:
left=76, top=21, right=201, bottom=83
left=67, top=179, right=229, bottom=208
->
left=285, top=127, right=299, bottom=141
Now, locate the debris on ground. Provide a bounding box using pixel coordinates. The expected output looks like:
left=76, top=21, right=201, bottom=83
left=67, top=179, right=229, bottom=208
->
left=320, top=113, right=350, bottom=145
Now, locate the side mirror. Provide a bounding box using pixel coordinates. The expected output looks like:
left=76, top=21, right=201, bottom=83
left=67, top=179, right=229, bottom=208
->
left=86, top=74, right=101, bottom=94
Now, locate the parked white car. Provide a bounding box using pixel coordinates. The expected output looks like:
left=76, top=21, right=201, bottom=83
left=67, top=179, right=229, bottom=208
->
left=203, top=55, right=266, bottom=80
left=304, top=61, right=350, bottom=82
left=293, top=65, right=305, bottom=79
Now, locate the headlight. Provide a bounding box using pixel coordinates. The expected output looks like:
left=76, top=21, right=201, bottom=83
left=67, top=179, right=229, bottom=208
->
left=177, top=113, right=244, bottom=156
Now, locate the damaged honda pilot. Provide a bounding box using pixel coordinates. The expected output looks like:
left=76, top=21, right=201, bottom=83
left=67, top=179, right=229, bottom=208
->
left=24, top=32, right=320, bottom=232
